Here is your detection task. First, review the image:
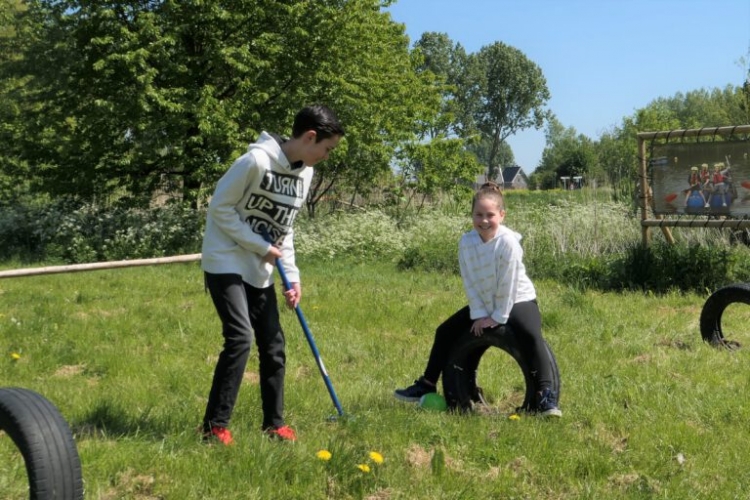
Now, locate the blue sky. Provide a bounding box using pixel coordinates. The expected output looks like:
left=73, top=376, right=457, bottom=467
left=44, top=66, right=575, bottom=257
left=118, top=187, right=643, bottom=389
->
left=385, top=0, right=750, bottom=173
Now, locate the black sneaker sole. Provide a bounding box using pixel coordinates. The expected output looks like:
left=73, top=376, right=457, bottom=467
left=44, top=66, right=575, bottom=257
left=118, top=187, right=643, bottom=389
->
left=393, top=391, right=425, bottom=403
left=539, top=408, right=562, bottom=417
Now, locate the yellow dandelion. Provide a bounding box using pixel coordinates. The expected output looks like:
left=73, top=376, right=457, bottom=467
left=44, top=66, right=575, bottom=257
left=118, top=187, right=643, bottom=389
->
left=356, top=464, right=371, bottom=473
left=508, top=413, right=521, bottom=421
left=11, top=352, right=21, bottom=361
left=368, top=451, right=384, bottom=464
left=315, top=450, right=332, bottom=461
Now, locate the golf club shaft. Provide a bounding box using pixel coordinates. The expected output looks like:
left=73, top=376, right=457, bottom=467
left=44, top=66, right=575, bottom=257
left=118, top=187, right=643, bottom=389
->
left=262, top=232, right=344, bottom=416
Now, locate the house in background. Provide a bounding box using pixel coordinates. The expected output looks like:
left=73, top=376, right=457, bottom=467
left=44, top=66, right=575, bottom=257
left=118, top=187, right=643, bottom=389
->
left=500, top=166, right=529, bottom=190
left=476, top=165, right=529, bottom=190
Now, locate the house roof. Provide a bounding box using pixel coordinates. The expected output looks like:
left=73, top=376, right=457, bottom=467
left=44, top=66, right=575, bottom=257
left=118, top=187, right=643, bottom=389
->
left=502, top=166, right=522, bottom=183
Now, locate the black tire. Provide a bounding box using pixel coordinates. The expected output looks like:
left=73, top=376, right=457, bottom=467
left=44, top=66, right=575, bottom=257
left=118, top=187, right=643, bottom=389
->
left=442, top=326, right=560, bottom=412
left=0, top=388, right=84, bottom=500
left=700, top=282, right=750, bottom=349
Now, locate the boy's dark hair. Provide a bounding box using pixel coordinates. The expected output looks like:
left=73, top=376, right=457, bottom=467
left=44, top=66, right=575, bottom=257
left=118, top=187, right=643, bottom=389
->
left=292, top=104, right=345, bottom=142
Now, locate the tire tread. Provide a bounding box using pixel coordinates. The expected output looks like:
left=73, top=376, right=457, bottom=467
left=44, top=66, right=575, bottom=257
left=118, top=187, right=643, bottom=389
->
left=0, top=387, right=83, bottom=500
left=442, top=326, right=561, bottom=412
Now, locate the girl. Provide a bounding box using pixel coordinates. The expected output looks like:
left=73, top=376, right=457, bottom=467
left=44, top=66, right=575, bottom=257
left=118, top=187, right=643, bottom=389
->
left=394, top=182, right=561, bottom=417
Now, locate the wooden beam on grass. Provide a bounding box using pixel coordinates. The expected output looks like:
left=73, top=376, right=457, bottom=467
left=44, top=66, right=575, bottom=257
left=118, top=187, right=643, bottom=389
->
left=0, top=254, right=202, bottom=279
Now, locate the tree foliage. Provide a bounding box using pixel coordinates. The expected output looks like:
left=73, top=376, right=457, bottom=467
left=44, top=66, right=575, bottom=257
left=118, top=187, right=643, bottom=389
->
left=406, top=34, right=546, bottom=193
left=0, top=0, right=31, bottom=203
left=464, top=42, right=551, bottom=179
left=531, top=116, right=596, bottom=190
left=412, top=32, right=469, bottom=139
left=0, top=0, right=436, bottom=209
left=3, top=1, right=745, bottom=210
left=532, top=82, right=749, bottom=194
left=376, top=31, right=481, bottom=219
left=466, top=136, right=514, bottom=178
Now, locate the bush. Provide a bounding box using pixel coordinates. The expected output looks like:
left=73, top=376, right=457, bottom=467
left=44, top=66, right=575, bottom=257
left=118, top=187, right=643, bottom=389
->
left=295, top=210, right=406, bottom=262
left=607, top=242, right=750, bottom=293
left=0, top=198, right=204, bottom=263
left=4, top=191, right=750, bottom=295
left=295, top=209, right=467, bottom=268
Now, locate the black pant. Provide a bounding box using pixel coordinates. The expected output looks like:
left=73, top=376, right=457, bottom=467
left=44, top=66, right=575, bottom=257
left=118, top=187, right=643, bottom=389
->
left=202, top=272, right=286, bottom=431
left=423, top=301, right=554, bottom=392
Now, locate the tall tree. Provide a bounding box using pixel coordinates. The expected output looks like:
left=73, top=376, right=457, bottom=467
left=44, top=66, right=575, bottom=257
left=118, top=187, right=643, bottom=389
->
left=303, top=2, right=443, bottom=217
left=595, top=124, right=638, bottom=201
left=412, top=32, right=470, bottom=139
left=467, top=136, right=514, bottom=179
left=0, top=0, right=31, bottom=203
left=466, top=42, right=550, bottom=179
left=375, top=31, right=480, bottom=218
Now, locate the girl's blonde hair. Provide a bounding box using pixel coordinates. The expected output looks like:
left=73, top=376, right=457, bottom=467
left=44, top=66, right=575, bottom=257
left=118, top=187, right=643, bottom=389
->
left=472, top=181, right=505, bottom=211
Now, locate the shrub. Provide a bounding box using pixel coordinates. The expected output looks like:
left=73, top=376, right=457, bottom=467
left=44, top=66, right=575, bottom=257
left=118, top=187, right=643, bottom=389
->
left=0, top=198, right=204, bottom=263
left=607, top=242, right=750, bottom=293
left=295, top=210, right=406, bottom=262
left=295, top=209, right=467, bottom=267
left=4, top=190, right=750, bottom=295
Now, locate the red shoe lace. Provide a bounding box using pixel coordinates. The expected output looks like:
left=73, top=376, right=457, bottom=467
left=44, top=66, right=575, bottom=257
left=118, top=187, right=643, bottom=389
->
left=267, top=425, right=297, bottom=441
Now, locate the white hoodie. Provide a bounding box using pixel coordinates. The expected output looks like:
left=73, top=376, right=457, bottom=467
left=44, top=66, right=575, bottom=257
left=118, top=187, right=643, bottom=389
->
left=458, top=225, right=537, bottom=324
left=201, top=132, right=312, bottom=288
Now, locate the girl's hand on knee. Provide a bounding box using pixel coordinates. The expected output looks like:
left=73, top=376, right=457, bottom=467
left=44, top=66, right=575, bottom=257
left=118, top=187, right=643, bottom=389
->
left=471, top=318, right=486, bottom=336
left=472, top=317, right=498, bottom=336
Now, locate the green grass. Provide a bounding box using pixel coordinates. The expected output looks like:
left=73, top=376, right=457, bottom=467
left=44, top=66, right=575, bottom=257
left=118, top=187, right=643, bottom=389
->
left=2, top=259, right=750, bottom=499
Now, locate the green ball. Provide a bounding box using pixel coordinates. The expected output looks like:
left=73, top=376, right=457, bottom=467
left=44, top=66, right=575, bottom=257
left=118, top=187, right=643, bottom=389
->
left=419, top=393, right=448, bottom=412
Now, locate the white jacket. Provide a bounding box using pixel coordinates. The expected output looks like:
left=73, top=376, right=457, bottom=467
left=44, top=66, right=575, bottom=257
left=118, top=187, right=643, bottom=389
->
left=201, top=132, right=313, bottom=288
left=458, top=225, right=537, bottom=323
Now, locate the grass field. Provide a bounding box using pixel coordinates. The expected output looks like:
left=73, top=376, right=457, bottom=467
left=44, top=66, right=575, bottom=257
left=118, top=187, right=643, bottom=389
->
left=2, top=257, right=750, bottom=499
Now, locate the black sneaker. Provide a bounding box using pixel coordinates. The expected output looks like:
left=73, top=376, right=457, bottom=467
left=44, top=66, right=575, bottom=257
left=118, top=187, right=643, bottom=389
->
left=537, top=388, right=562, bottom=417
left=394, top=377, right=435, bottom=402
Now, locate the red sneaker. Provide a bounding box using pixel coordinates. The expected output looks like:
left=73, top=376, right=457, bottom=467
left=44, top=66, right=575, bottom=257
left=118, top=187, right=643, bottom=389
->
left=203, top=426, right=234, bottom=445
left=265, top=425, right=297, bottom=442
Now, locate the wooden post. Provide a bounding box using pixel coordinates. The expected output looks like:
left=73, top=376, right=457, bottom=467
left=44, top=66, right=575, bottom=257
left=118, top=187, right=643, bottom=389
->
left=639, top=135, right=675, bottom=245
left=639, top=136, right=651, bottom=247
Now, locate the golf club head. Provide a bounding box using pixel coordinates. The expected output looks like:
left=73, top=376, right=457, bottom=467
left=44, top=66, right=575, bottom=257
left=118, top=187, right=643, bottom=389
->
left=326, top=413, right=354, bottom=423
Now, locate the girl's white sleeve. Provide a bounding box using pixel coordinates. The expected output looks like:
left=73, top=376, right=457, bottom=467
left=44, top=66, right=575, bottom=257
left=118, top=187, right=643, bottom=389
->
left=491, top=238, right=521, bottom=324
left=459, top=243, right=489, bottom=320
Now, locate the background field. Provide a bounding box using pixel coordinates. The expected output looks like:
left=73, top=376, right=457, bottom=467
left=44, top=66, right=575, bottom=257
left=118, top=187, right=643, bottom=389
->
left=2, top=255, right=750, bottom=499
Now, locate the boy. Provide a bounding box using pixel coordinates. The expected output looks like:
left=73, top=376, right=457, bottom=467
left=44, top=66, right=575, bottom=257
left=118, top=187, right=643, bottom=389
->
left=200, top=105, right=345, bottom=444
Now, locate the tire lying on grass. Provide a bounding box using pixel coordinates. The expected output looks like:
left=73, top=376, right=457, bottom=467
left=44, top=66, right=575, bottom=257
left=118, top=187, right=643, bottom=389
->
left=0, top=387, right=84, bottom=500
left=700, top=282, right=750, bottom=349
left=442, top=326, right=560, bottom=412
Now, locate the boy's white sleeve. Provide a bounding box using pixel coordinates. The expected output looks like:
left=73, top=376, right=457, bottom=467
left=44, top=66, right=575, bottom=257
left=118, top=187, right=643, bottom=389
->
left=207, top=155, right=272, bottom=256
left=278, top=228, right=300, bottom=284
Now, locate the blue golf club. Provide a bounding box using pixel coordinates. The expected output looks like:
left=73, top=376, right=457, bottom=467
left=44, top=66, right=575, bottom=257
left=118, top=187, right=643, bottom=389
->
left=261, top=230, right=345, bottom=419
